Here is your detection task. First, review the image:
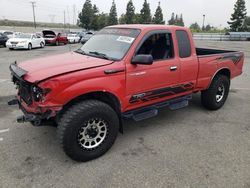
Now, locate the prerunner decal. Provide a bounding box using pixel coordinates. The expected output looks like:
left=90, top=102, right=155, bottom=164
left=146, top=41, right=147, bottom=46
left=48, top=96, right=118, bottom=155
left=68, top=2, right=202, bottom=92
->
left=129, top=83, right=194, bottom=103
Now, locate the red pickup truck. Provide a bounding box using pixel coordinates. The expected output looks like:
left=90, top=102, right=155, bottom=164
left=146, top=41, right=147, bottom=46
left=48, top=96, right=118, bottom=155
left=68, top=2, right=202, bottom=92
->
left=9, top=25, right=244, bottom=162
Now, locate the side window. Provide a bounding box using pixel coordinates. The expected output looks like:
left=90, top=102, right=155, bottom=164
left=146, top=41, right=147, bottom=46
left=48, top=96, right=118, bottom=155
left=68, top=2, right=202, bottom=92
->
left=176, top=30, right=191, bottom=58
left=136, top=33, right=174, bottom=61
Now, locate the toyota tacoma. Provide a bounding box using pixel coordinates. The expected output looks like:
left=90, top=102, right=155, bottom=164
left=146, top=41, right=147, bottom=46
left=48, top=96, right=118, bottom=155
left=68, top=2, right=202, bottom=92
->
left=8, top=25, right=244, bottom=162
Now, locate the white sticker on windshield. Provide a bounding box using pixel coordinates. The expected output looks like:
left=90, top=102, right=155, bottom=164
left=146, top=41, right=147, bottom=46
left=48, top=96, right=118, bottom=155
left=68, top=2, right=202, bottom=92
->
left=117, top=36, right=135, bottom=44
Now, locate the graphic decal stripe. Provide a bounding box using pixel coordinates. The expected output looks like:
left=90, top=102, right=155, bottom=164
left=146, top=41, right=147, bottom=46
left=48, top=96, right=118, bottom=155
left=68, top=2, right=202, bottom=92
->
left=129, top=83, right=194, bottom=103
left=217, top=52, right=243, bottom=64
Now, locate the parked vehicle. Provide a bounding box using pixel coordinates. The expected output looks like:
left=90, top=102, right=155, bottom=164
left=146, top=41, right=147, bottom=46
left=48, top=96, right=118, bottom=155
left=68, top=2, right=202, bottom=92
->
left=78, top=32, right=86, bottom=40
left=0, top=33, right=8, bottom=47
left=67, top=34, right=80, bottom=43
left=6, top=33, right=45, bottom=50
left=42, top=30, right=68, bottom=45
left=9, top=25, right=244, bottom=162
left=0, top=30, right=14, bottom=38
left=80, top=31, right=94, bottom=44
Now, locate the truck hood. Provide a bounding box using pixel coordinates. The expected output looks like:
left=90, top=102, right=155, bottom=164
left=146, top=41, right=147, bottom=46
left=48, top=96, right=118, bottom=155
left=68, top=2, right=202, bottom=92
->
left=18, top=52, right=114, bottom=83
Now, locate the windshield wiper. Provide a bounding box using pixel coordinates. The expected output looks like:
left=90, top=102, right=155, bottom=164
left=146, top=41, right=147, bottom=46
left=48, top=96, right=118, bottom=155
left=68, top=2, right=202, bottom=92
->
left=88, top=51, right=113, bottom=60
left=74, top=49, right=87, bottom=55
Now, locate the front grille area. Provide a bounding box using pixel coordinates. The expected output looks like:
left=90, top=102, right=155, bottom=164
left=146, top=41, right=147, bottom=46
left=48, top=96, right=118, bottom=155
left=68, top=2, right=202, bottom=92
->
left=19, top=82, right=32, bottom=105
left=11, top=42, right=18, bottom=44
left=12, top=75, right=33, bottom=105
left=10, top=63, right=33, bottom=105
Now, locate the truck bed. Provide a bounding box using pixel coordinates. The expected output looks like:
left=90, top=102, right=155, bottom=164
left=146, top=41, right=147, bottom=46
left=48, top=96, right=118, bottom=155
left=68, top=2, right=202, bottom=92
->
left=196, top=48, right=236, bottom=56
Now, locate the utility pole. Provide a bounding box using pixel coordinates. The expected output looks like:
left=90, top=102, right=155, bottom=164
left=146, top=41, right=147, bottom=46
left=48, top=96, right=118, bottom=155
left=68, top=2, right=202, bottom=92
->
left=63, top=10, right=66, bottom=30
left=73, top=5, right=76, bottom=25
left=30, top=1, right=36, bottom=29
left=67, top=6, right=70, bottom=30
left=202, top=14, right=206, bottom=31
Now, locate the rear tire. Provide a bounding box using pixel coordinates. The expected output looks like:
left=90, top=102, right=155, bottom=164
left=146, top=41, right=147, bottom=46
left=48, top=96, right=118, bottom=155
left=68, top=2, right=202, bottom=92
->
left=201, top=75, right=230, bottom=110
left=57, top=100, right=119, bottom=162
left=40, top=42, right=45, bottom=48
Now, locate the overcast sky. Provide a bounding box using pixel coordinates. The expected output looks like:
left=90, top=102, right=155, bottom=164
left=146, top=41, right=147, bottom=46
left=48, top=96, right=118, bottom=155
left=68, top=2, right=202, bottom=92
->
left=0, top=0, right=249, bottom=28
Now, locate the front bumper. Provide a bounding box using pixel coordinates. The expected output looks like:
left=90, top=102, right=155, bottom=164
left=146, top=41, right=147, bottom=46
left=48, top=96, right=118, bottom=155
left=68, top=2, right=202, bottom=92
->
left=6, top=43, right=28, bottom=49
left=8, top=98, right=53, bottom=126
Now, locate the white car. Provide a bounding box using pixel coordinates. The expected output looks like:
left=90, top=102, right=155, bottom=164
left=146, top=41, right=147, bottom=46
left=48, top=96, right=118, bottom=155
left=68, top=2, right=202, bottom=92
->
left=67, top=34, right=80, bottom=43
left=0, top=30, right=14, bottom=38
left=6, top=33, right=45, bottom=50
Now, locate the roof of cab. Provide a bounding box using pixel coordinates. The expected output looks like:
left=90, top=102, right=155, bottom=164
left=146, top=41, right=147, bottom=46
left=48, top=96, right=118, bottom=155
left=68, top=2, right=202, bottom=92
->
left=107, top=24, right=187, bottom=31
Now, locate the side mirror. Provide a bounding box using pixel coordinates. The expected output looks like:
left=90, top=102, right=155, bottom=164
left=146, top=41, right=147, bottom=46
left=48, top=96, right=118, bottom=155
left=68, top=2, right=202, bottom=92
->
left=131, top=54, right=153, bottom=65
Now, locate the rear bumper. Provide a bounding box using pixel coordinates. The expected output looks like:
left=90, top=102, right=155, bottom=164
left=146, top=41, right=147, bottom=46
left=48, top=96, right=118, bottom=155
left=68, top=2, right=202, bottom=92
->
left=44, top=39, right=56, bottom=44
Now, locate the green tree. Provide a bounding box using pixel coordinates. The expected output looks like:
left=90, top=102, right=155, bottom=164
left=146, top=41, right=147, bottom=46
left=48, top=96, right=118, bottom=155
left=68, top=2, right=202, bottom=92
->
left=205, top=24, right=212, bottom=31
left=98, top=12, right=109, bottom=29
left=108, top=0, right=118, bottom=25
left=178, top=14, right=184, bottom=26
left=119, top=14, right=126, bottom=24
left=168, top=13, right=175, bottom=25
left=125, top=0, right=135, bottom=24
left=140, top=0, right=152, bottom=24
left=243, top=16, right=250, bottom=31
left=190, top=22, right=201, bottom=32
left=228, top=0, right=247, bottom=31
left=91, top=5, right=99, bottom=30
left=153, top=2, right=164, bottom=24
left=134, top=13, right=141, bottom=23
left=78, top=0, right=93, bottom=30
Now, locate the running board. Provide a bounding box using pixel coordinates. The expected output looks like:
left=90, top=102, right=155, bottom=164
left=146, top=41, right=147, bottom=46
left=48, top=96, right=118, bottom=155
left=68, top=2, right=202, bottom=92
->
left=123, top=95, right=192, bottom=121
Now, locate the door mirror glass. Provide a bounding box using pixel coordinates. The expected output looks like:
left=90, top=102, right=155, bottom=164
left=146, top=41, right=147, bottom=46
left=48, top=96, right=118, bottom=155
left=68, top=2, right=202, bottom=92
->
left=131, top=54, right=153, bottom=65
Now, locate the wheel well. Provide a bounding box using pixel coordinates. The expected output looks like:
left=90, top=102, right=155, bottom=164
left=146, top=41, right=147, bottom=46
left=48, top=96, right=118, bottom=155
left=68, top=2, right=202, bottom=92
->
left=58, top=92, right=123, bottom=132
left=216, top=68, right=231, bottom=79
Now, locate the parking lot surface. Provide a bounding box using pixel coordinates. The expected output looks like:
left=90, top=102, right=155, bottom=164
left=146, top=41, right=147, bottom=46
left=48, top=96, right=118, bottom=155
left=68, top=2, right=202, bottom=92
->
left=0, top=41, right=250, bottom=188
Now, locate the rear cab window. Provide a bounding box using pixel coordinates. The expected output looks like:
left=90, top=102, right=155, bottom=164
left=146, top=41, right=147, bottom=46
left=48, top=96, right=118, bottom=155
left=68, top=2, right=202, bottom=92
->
left=176, top=30, right=191, bottom=58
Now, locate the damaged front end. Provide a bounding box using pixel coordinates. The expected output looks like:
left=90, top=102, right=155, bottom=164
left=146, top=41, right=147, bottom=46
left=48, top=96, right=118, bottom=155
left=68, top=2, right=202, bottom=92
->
left=8, top=62, right=58, bottom=126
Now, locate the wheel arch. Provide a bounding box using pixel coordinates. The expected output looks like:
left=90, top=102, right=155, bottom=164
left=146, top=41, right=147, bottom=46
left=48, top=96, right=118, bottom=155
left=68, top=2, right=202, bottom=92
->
left=58, top=91, right=124, bottom=133
left=207, top=67, right=231, bottom=89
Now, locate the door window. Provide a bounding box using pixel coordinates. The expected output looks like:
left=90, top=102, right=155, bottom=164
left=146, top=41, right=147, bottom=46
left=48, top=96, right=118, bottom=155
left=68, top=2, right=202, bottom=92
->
left=136, top=33, right=174, bottom=61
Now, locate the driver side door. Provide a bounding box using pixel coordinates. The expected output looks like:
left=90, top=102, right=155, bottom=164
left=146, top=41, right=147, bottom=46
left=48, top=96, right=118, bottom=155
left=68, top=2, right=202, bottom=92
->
left=126, top=31, right=180, bottom=109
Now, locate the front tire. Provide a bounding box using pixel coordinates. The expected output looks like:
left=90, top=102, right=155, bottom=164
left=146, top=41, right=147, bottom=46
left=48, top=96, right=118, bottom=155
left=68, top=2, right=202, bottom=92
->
left=57, top=100, right=119, bottom=162
left=28, top=43, right=32, bottom=50
left=201, top=75, right=230, bottom=110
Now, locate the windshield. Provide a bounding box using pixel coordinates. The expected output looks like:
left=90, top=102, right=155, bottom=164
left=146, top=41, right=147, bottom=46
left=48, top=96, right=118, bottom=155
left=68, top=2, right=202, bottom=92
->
left=15, top=34, right=31, bottom=39
left=80, top=28, right=140, bottom=60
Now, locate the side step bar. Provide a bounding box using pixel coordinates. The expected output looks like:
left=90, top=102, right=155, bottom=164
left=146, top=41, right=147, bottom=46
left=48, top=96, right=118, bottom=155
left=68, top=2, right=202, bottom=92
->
left=122, top=95, right=192, bottom=121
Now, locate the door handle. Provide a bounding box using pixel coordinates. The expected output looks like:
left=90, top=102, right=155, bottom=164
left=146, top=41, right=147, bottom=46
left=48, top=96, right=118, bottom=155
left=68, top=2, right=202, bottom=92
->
left=170, top=66, right=177, bottom=71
